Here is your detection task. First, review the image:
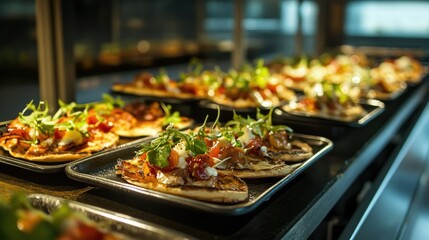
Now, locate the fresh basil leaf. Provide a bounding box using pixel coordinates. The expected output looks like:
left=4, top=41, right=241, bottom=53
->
left=193, top=138, right=207, bottom=155
left=147, top=144, right=171, bottom=168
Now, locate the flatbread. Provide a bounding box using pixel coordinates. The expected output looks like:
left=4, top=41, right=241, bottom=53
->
left=216, top=161, right=297, bottom=179
left=0, top=131, right=119, bottom=162
left=264, top=140, right=313, bottom=162
left=112, top=117, right=194, bottom=138
left=116, top=159, right=248, bottom=203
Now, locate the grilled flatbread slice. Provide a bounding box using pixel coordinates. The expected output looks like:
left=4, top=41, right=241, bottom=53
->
left=216, top=159, right=297, bottom=179
left=263, top=140, right=313, bottom=162
left=112, top=117, right=194, bottom=138
left=115, top=126, right=249, bottom=203
left=0, top=101, right=120, bottom=163
left=99, top=101, right=194, bottom=138
left=0, top=123, right=119, bottom=162
left=116, top=156, right=248, bottom=204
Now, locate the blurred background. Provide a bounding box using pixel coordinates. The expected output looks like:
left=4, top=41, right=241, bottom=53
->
left=1, top=0, right=429, bottom=120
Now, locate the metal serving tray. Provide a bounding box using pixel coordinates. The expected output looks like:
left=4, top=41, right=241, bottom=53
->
left=0, top=120, right=149, bottom=173
left=275, top=99, right=385, bottom=127
left=66, top=133, right=333, bottom=216
left=27, top=193, right=192, bottom=240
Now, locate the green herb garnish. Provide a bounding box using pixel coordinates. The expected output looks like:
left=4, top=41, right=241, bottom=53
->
left=137, top=125, right=207, bottom=168
left=225, top=108, right=292, bottom=138
left=160, top=103, right=181, bottom=127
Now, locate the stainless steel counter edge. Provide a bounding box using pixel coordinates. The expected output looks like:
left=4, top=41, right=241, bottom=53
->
left=281, top=82, right=429, bottom=239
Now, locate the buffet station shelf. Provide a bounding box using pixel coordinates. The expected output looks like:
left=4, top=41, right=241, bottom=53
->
left=0, top=69, right=428, bottom=239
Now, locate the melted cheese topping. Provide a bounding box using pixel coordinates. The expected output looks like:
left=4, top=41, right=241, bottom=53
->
left=237, top=127, right=254, bottom=146
left=205, top=166, right=218, bottom=177
left=173, top=140, right=190, bottom=169
left=260, top=146, right=268, bottom=156
left=58, top=130, right=83, bottom=146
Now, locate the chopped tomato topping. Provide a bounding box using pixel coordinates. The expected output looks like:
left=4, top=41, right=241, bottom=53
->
left=97, top=121, right=114, bottom=133
left=266, top=83, right=278, bottom=92
left=87, top=119, right=113, bottom=133
left=86, top=113, right=99, bottom=125
left=208, top=144, right=220, bottom=158
left=54, top=129, right=66, bottom=139
left=187, top=154, right=213, bottom=180
left=245, top=138, right=264, bottom=156
left=204, top=138, right=214, bottom=147
left=216, top=86, right=226, bottom=95
left=7, top=127, right=29, bottom=138
left=86, top=111, right=114, bottom=133
left=139, top=152, right=147, bottom=161
left=160, top=149, right=179, bottom=172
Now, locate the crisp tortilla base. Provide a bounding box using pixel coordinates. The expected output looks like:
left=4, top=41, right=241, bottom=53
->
left=113, top=118, right=194, bottom=137
left=265, top=140, right=313, bottom=163
left=5, top=150, right=92, bottom=162
left=121, top=174, right=248, bottom=203
left=216, top=159, right=302, bottom=179
left=217, top=164, right=295, bottom=179
left=0, top=132, right=119, bottom=163
left=266, top=150, right=313, bottom=162
left=114, top=125, right=161, bottom=138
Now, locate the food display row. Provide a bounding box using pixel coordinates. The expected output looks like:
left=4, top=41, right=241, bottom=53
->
left=0, top=53, right=428, bottom=239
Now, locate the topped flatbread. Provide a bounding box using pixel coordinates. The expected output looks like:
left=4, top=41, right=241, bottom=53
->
left=115, top=125, right=248, bottom=203
left=90, top=95, right=194, bottom=137
left=191, top=109, right=313, bottom=178
left=0, top=100, right=119, bottom=162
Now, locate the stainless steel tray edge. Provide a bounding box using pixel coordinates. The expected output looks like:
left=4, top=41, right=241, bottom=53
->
left=275, top=98, right=385, bottom=127
left=27, top=193, right=193, bottom=240
left=65, top=134, right=333, bottom=216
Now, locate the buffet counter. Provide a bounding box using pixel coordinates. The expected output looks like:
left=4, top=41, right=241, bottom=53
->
left=0, top=72, right=428, bottom=239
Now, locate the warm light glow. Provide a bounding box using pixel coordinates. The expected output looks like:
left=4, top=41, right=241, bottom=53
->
left=137, top=40, right=150, bottom=53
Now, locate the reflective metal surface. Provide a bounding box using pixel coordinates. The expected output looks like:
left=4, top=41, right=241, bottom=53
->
left=66, top=133, right=333, bottom=215
left=340, top=94, right=429, bottom=239
left=28, top=193, right=193, bottom=240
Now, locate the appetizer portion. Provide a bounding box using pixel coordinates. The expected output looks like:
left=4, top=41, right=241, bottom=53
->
left=0, top=100, right=119, bottom=162
left=90, top=94, right=194, bottom=137
left=269, top=54, right=425, bottom=100
left=112, top=70, right=200, bottom=99
left=268, top=57, right=310, bottom=91
left=112, top=59, right=296, bottom=109
left=208, top=60, right=296, bottom=108
left=115, top=108, right=316, bottom=202
left=196, top=109, right=313, bottom=178
left=282, top=81, right=367, bottom=122
left=115, top=124, right=249, bottom=203
left=0, top=193, right=121, bottom=240
left=365, top=56, right=424, bottom=98
left=372, top=56, right=425, bottom=84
